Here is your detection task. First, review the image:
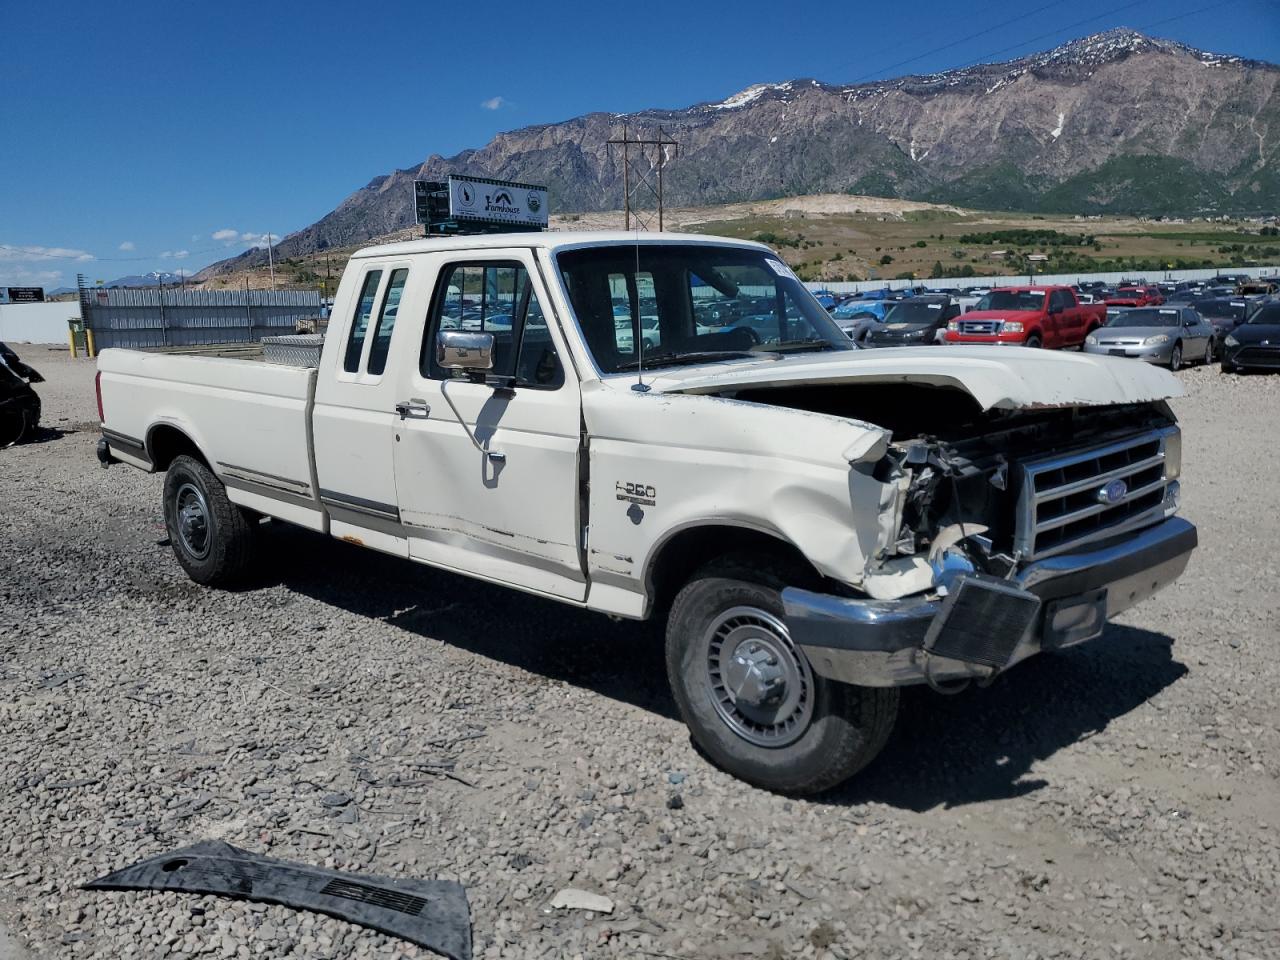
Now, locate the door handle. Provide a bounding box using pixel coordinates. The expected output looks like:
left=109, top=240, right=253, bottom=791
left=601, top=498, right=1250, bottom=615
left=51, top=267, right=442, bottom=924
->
left=395, top=398, right=431, bottom=419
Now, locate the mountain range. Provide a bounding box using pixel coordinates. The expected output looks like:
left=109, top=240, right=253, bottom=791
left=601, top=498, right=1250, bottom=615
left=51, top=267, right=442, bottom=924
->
left=200, top=29, right=1279, bottom=276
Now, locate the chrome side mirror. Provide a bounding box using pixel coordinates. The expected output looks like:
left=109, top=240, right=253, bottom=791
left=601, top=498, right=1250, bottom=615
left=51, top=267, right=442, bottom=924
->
left=436, top=330, right=494, bottom=371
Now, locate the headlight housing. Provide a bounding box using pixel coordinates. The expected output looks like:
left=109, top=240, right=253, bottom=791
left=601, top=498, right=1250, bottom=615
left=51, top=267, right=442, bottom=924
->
left=1085, top=334, right=1097, bottom=345
left=1164, top=429, right=1181, bottom=480
left=1002, top=320, right=1024, bottom=333
left=947, top=320, right=959, bottom=332
left=1224, top=334, right=1239, bottom=347
left=1144, top=334, right=1170, bottom=345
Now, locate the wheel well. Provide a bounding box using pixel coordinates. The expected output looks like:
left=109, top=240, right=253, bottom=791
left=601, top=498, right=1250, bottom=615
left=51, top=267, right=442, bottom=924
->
left=646, top=525, right=821, bottom=618
left=147, top=424, right=208, bottom=471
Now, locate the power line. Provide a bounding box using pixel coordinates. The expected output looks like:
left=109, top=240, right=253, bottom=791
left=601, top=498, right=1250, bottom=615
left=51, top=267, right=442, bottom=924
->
left=0, top=240, right=271, bottom=264
left=1136, top=0, right=1243, bottom=31
left=842, top=0, right=1072, bottom=85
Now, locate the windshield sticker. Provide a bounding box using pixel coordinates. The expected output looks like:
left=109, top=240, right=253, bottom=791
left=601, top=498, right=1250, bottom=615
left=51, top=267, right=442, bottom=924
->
left=765, top=259, right=793, bottom=278
left=927, top=303, right=942, bottom=309
left=1159, top=309, right=1178, bottom=315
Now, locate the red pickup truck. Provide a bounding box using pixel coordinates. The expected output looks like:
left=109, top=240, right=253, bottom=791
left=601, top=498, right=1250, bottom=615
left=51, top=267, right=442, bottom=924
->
left=944, top=285, right=1107, bottom=349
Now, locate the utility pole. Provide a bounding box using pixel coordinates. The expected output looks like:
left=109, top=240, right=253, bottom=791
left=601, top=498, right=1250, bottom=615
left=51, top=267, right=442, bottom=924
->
left=266, top=233, right=276, bottom=290
left=607, top=124, right=680, bottom=231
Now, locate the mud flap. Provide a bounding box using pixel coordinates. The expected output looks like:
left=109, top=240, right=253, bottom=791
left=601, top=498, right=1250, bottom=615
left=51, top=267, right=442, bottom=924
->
left=85, top=841, right=471, bottom=960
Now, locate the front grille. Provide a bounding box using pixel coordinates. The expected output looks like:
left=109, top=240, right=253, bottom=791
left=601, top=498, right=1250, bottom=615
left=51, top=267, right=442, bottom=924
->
left=1236, top=346, right=1280, bottom=367
left=960, top=320, right=999, bottom=335
left=1014, top=428, right=1175, bottom=560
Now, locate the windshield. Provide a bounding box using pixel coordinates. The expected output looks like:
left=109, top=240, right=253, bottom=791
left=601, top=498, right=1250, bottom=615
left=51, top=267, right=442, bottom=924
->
left=975, top=290, right=1044, bottom=312
left=1197, top=300, right=1246, bottom=321
left=882, top=301, right=946, bottom=327
left=1246, top=304, right=1280, bottom=325
left=1105, top=308, right=1181, bottom=328
left=557, top=244, right=850, bottom=374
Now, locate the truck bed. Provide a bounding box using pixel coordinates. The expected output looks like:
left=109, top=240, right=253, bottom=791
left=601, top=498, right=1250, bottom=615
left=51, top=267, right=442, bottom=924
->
left=96, top=348, right=323, bottom=529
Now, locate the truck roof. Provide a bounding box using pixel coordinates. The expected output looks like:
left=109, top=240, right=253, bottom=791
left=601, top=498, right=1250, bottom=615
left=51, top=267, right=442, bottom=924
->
left=351, top=230, right=770, bottom=260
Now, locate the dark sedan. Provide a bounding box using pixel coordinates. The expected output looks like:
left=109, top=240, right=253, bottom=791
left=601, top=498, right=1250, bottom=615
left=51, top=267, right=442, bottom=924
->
left=1195, top=298, right=1252, bottom=349
left=0, top=342, right=44, bottom=447
left=862, top=296, right=960, bottom=347
left=1222, top=300, right=1280, bottom=373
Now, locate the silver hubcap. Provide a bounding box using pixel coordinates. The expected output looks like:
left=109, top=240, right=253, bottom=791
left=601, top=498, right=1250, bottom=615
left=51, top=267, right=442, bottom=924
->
left=705, top=606, right=815, bottom=748
left=175, top=482, right=211, bottom=560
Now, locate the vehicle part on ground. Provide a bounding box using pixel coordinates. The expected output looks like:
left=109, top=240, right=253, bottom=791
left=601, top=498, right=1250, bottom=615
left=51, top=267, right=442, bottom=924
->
left=85, top=840, right=472, bottom=960
left=162, top=456, right=259, bottom=586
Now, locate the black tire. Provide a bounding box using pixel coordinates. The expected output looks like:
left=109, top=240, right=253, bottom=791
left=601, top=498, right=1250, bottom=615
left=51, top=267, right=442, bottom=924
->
left=1024, top=335, right=1042, bottom=349
left=665, top=559, right=898, bottom=795
left=1202, top=339, right=1214, bottom=364
left=0, top=408, right=27, bottom=448
left=162, top=455, right=258, bottom=587
left=1169, top=343, right=1182, bottom=371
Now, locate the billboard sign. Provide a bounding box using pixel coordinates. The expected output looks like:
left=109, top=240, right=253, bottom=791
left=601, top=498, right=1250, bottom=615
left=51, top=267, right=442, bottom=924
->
left=6, top=287, right=45, bottom=303
left=448, top=175, right=547, bottom=229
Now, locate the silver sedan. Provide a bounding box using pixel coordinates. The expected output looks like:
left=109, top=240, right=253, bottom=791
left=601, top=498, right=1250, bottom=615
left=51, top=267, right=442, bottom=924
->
left=1083, top=306, right=1216, bottom=370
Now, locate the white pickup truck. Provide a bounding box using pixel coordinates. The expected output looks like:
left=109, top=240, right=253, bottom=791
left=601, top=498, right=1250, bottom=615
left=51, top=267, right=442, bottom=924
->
left=97, top=231, right=1197, bottom=794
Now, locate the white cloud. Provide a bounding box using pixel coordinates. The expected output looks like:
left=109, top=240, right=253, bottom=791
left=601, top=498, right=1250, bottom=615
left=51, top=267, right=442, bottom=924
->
left=0, top=266, right=63, bottom=285
left=173, top=250, right=189, bottom=259
left=118, top=240, right=135, bottom=251
left=158, top=251, right=172, bottom=259
left=480, top=96, right=507, bottom=110
left=211, top=229, right=239, bottom=241
left=0, top=243, right=94, bottom=262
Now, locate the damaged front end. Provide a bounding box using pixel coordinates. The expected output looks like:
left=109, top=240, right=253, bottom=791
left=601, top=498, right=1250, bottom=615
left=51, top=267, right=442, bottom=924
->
left=786, top=400, right=1196, bottom=689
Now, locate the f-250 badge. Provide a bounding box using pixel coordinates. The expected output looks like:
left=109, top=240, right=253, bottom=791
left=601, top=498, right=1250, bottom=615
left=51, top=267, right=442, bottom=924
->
left=615, top=481, right=656, bottom=506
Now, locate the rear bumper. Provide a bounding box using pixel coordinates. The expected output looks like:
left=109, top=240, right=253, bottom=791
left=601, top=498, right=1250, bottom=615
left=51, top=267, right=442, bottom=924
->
left=783, top=517, right=1197, bottom=688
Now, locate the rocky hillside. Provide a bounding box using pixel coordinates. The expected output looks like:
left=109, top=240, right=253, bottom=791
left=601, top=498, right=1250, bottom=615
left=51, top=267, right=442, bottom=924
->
left=201, top=29, right=1279, bottom=275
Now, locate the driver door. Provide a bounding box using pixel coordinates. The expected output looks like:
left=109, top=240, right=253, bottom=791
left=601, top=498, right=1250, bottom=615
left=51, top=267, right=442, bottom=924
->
left=391, top=251, right=586, bottom=600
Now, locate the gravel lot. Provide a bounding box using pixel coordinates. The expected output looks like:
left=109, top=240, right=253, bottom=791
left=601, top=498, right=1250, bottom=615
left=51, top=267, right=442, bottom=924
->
left=2, top=344, right=1278, bottom=960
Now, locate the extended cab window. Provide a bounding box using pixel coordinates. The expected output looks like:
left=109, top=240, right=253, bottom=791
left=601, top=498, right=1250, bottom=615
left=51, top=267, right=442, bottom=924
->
left=422, top=262, right=563, bottom=389
left=343, top=270, right=383, bottom=373
left=367, top=268, right=408, bottom=375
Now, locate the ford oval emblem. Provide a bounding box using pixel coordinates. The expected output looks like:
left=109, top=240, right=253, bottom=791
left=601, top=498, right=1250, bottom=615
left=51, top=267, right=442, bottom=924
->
left=1097, top=479, right=1129, bottom=505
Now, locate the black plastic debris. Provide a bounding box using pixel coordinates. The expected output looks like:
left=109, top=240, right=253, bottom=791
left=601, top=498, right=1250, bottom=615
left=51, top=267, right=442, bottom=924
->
left=85, top=841, right=471, bottom=960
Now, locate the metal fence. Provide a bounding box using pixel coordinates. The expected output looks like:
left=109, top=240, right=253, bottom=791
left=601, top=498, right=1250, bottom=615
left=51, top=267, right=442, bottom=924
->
left=79, top=285, right=322, bottom=350
left=805, top=264, right=1280, bottom=295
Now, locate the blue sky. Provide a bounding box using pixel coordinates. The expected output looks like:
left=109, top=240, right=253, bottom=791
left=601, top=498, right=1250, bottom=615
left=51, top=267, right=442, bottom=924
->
left=1, top=0, right=1276, bottom=288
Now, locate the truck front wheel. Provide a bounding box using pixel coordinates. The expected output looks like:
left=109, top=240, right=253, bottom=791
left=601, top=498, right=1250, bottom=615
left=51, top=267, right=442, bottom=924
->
left=163, top=455, right=258, bottom=587
left=666, top=562, right=898, bottom=795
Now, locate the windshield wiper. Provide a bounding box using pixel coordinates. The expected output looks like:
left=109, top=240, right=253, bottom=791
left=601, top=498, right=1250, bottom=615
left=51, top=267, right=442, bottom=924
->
left=614, top=350, right=759, bottom=372
left=767, top=338, right=843, bottom=353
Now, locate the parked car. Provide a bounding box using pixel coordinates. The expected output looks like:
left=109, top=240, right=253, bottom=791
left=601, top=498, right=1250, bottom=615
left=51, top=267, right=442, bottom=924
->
left=93, top=229, right=1197, bottom=795
left=831, top=298, right=891, bottom=342
left=1221, top=299, right=1280, bottom=373
left=1104, top=286, right=1163, bottom=308
left=0, top=342, right=43, bottom=447
left=1236, top=281, right=1278, bottom=297
left=1194, top=298, right=1252, bottom=349
left=863, top=296, right=960, bottom=347
left=1084, top=306, right=1215, bottom=370
left=944, top=286, right=1106, bottom=349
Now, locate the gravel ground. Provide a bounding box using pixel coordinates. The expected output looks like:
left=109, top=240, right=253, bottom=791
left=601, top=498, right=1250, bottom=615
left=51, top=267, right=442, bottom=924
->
left=2, top=343, right=1278, bottom=960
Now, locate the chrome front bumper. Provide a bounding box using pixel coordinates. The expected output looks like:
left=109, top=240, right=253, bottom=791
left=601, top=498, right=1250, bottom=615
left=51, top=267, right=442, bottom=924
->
left=782, top=517, right=1197, bottom=688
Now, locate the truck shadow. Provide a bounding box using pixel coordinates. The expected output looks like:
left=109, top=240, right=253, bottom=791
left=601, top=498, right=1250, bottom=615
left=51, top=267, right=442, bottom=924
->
left=823, top=625, right=1187, bottom=810
left=261, top=526, right=1187, bottom=810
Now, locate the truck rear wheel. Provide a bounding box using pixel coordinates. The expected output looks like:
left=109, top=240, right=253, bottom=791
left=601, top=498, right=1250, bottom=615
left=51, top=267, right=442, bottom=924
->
left=665, top=560, right=898, bottom=795
left=163, top=455, right=258, bottom=587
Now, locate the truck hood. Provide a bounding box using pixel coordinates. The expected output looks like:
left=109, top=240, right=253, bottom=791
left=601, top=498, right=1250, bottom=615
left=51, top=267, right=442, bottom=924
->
left=959, top=309, right=1039, bottom=321
left=625, top=345, right=1184, bottom=411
